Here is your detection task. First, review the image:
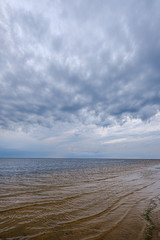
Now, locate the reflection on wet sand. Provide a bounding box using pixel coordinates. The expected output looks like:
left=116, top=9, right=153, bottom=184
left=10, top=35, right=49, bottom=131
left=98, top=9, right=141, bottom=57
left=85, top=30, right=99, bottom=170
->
left=0, top=160, right=160, bottom=240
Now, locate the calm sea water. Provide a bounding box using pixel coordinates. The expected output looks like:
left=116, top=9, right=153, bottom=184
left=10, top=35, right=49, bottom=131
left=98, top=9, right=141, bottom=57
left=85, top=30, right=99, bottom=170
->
left=0, top=158, right=148, bottom=177
left=0, top=158, right=160, bottom=240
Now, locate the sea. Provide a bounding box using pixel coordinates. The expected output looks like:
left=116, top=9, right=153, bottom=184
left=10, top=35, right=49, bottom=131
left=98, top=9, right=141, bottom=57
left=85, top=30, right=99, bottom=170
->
left=0, top=158, right=146, bottom=176
left=0, top=158, right=160, bottom=240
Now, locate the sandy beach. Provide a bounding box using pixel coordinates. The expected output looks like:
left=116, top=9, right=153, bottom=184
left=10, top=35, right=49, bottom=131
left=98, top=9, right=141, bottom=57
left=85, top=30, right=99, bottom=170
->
left=0, top=159, right=160, bottom=240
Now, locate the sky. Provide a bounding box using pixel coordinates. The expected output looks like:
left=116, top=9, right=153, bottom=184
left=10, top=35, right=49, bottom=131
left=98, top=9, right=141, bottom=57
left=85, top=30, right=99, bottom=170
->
left=0, top=0, right=160, bottom=158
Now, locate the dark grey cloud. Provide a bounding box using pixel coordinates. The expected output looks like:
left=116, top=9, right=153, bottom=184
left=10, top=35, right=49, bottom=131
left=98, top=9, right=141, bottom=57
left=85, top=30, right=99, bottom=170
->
left=0, top=0, right=160, bottom=131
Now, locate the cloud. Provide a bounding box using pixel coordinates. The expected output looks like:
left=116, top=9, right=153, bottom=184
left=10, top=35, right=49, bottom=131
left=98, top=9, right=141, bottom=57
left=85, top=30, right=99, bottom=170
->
left=0, top=112, right=160, bottom=158
left=103, top=136, right=160, bottom=145
left=0, top=0, right=160, bottom=157
left=1, top=0, right=160, bottom=131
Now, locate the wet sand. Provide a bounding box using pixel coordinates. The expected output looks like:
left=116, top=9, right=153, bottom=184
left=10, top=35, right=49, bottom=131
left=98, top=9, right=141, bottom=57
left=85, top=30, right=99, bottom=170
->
left=0, top=159, right=160, bottom=240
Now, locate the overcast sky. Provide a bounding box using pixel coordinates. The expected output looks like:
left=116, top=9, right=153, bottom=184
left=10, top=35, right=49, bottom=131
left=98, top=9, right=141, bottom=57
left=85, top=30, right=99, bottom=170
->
left=0, top=0, right=160, bottom=158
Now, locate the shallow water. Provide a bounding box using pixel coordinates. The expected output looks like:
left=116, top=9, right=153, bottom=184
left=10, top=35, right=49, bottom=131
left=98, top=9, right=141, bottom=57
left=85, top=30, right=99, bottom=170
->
left=0, top=159, right=160, bottom=240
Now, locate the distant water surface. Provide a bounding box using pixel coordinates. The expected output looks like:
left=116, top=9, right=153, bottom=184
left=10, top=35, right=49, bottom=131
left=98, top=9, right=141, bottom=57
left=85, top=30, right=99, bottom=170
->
left=0, top=158, right=150, bottom=176
left=0, top=158, right=160, bottom=240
